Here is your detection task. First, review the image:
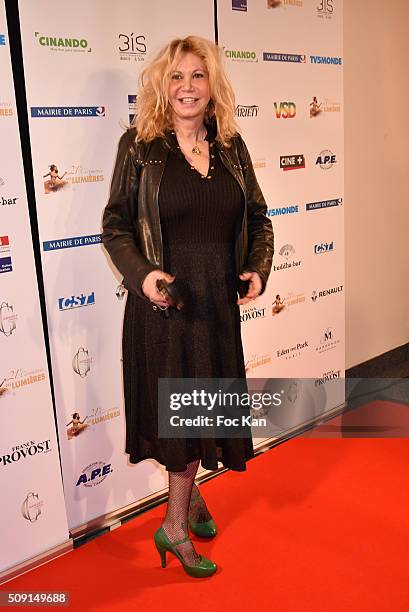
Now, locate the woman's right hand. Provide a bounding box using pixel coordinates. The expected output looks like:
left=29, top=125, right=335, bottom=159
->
left=141, top=270, right=175, bottom=308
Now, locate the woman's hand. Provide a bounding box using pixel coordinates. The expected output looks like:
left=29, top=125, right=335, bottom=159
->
left=237, top=271, right=263, bottom=306
left=142, top=270, right=175, bottom=308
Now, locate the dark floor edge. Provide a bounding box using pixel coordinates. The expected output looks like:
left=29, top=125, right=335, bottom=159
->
left=346, top=342, right=409, bottom=378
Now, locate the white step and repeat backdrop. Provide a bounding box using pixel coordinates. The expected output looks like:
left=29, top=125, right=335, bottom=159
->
left=17, top=0, right=344, bottom=531
left=18, top=0, right=216, bottom=530
left=220, top=0, right=344, bottom=438
left=0, top=0, right=69, bottom=574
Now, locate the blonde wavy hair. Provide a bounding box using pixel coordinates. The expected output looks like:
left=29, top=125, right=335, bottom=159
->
left=133, top=36, right=239, bottom=147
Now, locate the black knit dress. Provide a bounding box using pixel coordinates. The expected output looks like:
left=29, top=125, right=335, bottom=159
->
left=122, top=131, right=254, bottom=472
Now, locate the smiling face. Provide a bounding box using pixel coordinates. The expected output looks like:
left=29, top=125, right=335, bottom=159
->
left=168, top=51, right=211, bottom=123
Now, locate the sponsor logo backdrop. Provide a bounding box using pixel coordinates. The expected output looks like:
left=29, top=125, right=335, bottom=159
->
left=0, top=0, right=69, bottom=574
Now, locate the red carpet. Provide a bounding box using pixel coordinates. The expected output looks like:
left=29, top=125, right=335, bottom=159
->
left=2, top=403, right=409, bottom=611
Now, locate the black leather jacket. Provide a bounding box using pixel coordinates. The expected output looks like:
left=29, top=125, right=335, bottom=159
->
left=102, top=124, right=274, bottom=302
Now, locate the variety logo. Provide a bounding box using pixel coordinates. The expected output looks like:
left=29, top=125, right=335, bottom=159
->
left=224, top=48, right=258, bottom=62
left=43, top=163, right=104, bottom=194
left=280, top=154, right=305, bottom=171
left=314, top=241, right=334, bottom=254
left=232, top=0, right=247, bottom=10
left=35, top=32, right=91, bottom=53
left=72, top=347, right=92, bottom=378
left=31, top=106, right=105, bottom=118
left=0, top=34, right=6, bottom=46
left=311, top=285, right=343, bottom=302
left=274, top=244, right=301, bottom=271
left=317, top=0, right=334, bottom=19
left=310, top=96, right=341, bottom=117
left=245, top=353, right=273, bottom=373
left=0, top=439, right=51, bottom=468
left=276, top=340, right=308, bottom=360
left=76, top=461, right=113, bottom=487
left=21, top=492, right=44, bottom=523
left=240, top=304, right=266, bottom=323
left=315, top=327, right=341, bottom=354
left=315, top=369, right=342, bottom=386
left=1, top=195, right=18, bottom=206
left=316, top=150, right=337, bottom=169
left=263, top=52, right=305, bottom=63
left=0, top=301, right=17, bottom=336
left=310, top=55, right=342, bottom=65
left=267, top=204, right=299, bottom=217
left=58, top=291, right=95, bottom=311
left=235, top=104, right=259, bottom=118
left=128, top=94, right=137, bottom=123
left=118, top=33, right=147, bottom=62
left=43, top=234, right=101, bottom=251
left=274, top=102, right=296, bottom=118
left=306, top=198, right=342, bottom=211
left=0, top=235, right=12, bottom=274
left=2, top=367, right=46, bottom=392
left=0, top=101, right=13, bottom=117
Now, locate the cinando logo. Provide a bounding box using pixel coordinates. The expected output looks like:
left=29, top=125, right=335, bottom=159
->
left=35, top=32, right=91, bottom=52
left=224, top=48, right=258, bottom=62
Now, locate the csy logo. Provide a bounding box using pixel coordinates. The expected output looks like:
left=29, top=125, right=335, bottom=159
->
left=316, top=150, right=336, bottom=169
left=76, top=461, right=113, bottom=487
left=274, top=102, right=296, bottom=118
left=314, top=241, right=334, bottom=254
left=58, top=291, right=95, bottom=311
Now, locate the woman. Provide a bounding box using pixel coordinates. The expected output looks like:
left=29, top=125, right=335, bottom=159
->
left=102, top=35, right=274, bottom=578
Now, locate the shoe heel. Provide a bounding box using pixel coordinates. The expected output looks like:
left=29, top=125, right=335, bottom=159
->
left=155, top=541, right=167, bottom=568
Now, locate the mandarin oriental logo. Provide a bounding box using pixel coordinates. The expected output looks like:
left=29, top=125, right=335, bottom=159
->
left=280, top=154, right=305, bottom=170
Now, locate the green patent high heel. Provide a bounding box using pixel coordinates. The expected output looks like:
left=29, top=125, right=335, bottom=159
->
left=188, top=517, right=218, bottom=538
left=154, top=526, right=217, bottom=578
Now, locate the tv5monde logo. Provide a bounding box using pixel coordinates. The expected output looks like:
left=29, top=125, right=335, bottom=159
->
left=274, top=102, right=296, bottom=119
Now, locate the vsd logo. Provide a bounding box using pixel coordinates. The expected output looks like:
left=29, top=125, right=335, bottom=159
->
left=274, top=102, right=296, bottom=118
left=316, top=150, right=337, bottom=169
left=76, top=461, right=113, bottom=487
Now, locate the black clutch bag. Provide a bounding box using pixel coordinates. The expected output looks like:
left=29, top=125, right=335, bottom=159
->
left=156, top=279, right=185, bottom=310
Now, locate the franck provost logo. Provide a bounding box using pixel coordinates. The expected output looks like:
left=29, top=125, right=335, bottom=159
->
left=21, top=492, right=44, bottom=522
left=306, top=198, right=342, bottom=212
left=224, top=48, right=258, bottom=62
left=315, top=369, right=342, bottom=386
left=0, top=439, right=51, bottom=469
left=317, top=0, right=334, bottom=19
left=263, top=52, right=305, bottom=63
left=43, top=234, right=101, bottom=251
left=235, top=105, right=259, bottom=118
left=240, top=304, right=266, bottom=323
left=0, top=302, right=17, bottom=336
left=31, top=106, right=105, bottom=118
left=76, top=461, right=113, bottom=487
left=35, top=32, right=91, bottom=53
left=274, top=102, right=296, bottom=118
left=280, top=154, right=305, bottom=171
left=118, top=33, right=147, bottom=62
